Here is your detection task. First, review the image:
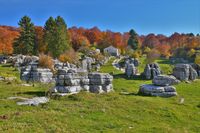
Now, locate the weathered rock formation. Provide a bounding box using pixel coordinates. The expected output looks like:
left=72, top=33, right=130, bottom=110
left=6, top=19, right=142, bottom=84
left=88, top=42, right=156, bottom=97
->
left=50, top=69, right=113, bottom=94
left=11, top=55, right=39, bottom=68
left=143, top=63, right=161, bottom=79
left=125, top=58, right=139, bottom=77
left=20, top=62, right=53, bottom=83
left=125, top=64, right=137, bottom=78
left=82, top=57, right=95, bottom=72
left=152, top=75, right=180, bottom=86
left=173, top=64, right=198, bottom=81
left=191, top=63, right=200, bottom=77
left=139, top=84, right=177, bottom=97
left=139, top=75, right=178, bottom=97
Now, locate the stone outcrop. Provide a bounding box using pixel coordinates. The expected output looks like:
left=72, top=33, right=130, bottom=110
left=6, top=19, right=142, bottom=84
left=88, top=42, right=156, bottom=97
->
left=173, top=64, right=198, bottom=81
left=11, top=55, right=39, bottom=68
left=54, top=59, right=77, bottom=71
left=139, top=84, right=177, bottom=97
left=125, top=64, right=137, bottom=78
left=143, top=63, right=161, bottom=79
left=50, top=69, right=113, bottom=94
left=20, top=62, right=53, bottom=83
left=152, top=75, right=180, bottom=86
left=124, top=58, right=139, bottom=77
left=139, top=74, right=179, bottom=97
left=82, top=57, right=95, bottom=72
left=125, top=58, right=139, bottom=67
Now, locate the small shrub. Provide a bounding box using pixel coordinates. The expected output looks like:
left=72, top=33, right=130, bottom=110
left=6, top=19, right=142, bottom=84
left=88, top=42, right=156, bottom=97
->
left=59, top=48, right=79, bottom=64
left=68, top=95, right=82, bottom=101
left=195, top=55, right=200, bottom=65
left=143, top=47, right=151, bottom=54
left=38, top=53, right=54, bottom=70
left=131, top=50, right=142, bottom=58
left=91, top=52, right=105, bottom=63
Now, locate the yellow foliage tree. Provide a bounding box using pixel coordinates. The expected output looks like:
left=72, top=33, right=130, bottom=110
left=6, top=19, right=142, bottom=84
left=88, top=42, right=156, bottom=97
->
left=195, top=55, right=200, bottom=65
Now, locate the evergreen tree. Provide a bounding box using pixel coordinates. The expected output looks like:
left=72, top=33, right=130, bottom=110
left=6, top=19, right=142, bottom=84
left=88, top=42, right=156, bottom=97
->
left=14, top=16, right=36, bottom=55
left=44, top=16, right=56, bottom=55
left=127, top=29, right=139, bottom=50
left=44, top=16, right=70, bottom=58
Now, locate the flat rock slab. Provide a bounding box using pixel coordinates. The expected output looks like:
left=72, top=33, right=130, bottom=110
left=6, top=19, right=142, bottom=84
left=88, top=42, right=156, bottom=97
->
left=8, top=97, right=49, bottom=106
left=153, top=75, right=180, bottom=86
left=139, top=84, right=177, bottom=97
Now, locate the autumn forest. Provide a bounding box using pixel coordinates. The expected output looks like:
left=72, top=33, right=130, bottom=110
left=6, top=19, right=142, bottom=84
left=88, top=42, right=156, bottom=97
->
left=0, top=16, right=200, bottom=62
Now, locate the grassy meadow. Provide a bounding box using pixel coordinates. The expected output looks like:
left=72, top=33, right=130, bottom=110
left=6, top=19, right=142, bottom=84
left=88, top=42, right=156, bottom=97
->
left=0, top=59, right=200, bottom=133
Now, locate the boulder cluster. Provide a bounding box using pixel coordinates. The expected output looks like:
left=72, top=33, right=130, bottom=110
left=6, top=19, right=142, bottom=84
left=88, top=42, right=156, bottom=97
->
left=50, top=69, right=113, bottom=94
left=173, top=64, right=198, bottom=81
left=139, top=75, right=179, bottom=97
left=139, top=63, right=200, bottom=97
left=143, top=63, right=161, bottom=79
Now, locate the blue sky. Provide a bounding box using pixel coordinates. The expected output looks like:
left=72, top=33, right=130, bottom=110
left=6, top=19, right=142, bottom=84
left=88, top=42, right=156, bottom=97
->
left=0, top=0, right=199, bottom=35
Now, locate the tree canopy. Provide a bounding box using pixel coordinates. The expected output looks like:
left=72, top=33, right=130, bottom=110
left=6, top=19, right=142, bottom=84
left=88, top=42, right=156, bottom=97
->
left=44, top=16, right=70, bottom=58
left=127, top=29, right=139, bottom=50
left=13, top=16, right=36, bottom=55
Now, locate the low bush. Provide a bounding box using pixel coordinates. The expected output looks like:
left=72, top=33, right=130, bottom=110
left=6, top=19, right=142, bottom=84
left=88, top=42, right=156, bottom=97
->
left=38, top=53, right=54, bottom=70
left=59, top=48, right=79, bottom=65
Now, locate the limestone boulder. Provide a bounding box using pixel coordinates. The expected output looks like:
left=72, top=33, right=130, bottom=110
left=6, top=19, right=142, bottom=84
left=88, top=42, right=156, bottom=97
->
left=139, top=84, right=177, bottom=97
left=51, top=86, right=82, bottom=93
left=173, top=64, right=198, bottom=81
left=125, top=64, right=137, bottom=78
left=189, top=66, right=198, bottom=80
left=51, top=70, right=113, bottom=95
left=143, top=63, right=161, bottom=79
left=191, top=63, right=200, bottom=76
left=88, top=73, right=113, bottom=85
left=153, top=75, right=180, bottom=86
left=21, top=64, right=54, bottom=83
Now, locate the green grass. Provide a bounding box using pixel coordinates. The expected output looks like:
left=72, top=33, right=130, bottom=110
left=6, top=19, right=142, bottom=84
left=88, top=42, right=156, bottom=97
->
left=0, top=60, right=200, bottom=132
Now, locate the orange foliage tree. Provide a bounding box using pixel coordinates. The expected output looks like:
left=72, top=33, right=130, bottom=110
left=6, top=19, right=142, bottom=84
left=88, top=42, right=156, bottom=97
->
left=0, top=26, right=19, bottom=55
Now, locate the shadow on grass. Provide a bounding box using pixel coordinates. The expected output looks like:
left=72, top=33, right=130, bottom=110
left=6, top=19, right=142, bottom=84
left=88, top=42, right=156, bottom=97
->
left=1, top=64, right=13, bottom=67
left=17, top=91, right=46, bottom=97
left=113, top=74, right=147, bottom=81
left=120, top=92, right=172, bottom=98
left=157, top=60, right=171, bottom=65
left=119, top=92, right=138, bottom=96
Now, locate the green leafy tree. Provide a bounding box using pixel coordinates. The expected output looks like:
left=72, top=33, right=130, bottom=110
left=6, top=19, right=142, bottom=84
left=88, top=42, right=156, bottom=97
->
left=127, top=29, right=139, bottom=50
left=44, top=16, right=70, bottom=58
left=14, top=16, right=36, bottom=55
